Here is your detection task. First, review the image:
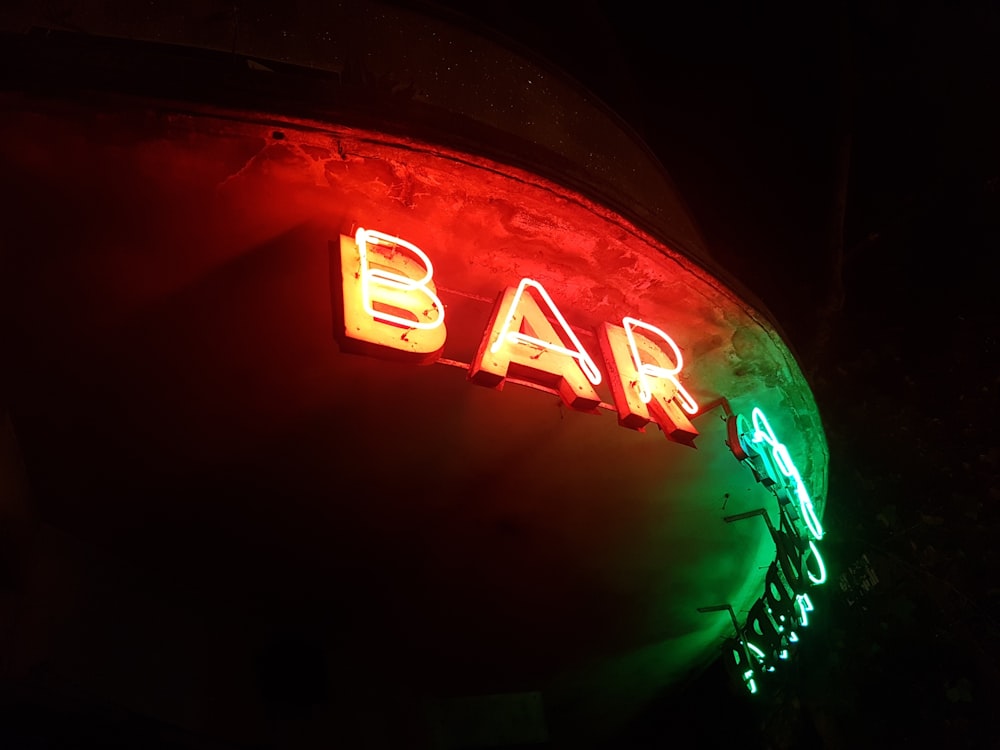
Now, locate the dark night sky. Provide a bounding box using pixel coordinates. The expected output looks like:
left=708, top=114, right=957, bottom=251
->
left=437, top=2, right=1000, bottom=747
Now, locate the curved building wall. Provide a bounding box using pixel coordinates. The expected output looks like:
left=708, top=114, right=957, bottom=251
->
left=0, top=3, right=828, bottom=748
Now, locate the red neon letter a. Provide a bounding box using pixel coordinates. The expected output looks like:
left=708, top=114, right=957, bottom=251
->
left=469, top=278, right=602, bottom=411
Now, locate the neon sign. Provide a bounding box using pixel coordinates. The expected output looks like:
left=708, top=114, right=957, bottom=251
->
left=336, top=227, right=700, bottom=444
left=713, top=405, right=828, bottom=695
left=335, top=225, right=827, bottom=698
left=471, top=277, right=604, bottom=412
left=339, top=228, right=447, bottom=364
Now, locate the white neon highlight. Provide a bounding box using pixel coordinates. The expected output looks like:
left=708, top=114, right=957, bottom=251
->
left=807, top=540, right=827, bottom=585
left=355, top=227, right=445, bottom=330
left=489, top=278, right=602, bottom=385
left=622, top=317, right=698, bottom=414
left=743, top=670, right=758, bottom=694
left=795, top=594, right=814, bottom=628
left=750, top=407, right=824, bottom=540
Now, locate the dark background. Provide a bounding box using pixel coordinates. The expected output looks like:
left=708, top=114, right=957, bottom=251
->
left=435, top=1, right=1000, bottom=747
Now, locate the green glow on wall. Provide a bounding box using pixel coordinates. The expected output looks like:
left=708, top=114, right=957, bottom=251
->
left=719, top=403, right=828, bottom=697
left=748, top=407, right=824, bottom=541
